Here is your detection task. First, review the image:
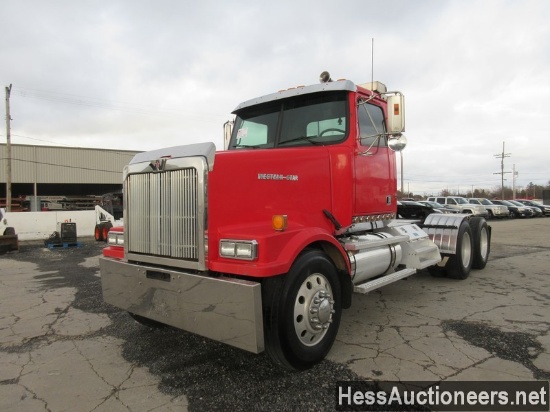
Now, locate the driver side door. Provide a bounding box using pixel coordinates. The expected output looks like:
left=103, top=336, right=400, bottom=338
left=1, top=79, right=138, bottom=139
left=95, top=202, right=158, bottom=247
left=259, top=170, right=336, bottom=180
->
left=354, top=100, right=396, bottom=216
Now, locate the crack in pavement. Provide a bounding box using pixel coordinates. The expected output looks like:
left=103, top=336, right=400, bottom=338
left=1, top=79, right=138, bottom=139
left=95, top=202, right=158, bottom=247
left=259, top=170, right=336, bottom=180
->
left=442, top=320, right=549, bottom=380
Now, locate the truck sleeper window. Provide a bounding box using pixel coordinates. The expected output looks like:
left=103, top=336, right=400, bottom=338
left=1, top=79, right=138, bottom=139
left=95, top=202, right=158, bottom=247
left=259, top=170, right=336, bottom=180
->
left=230, top=92, right=348, bottom=149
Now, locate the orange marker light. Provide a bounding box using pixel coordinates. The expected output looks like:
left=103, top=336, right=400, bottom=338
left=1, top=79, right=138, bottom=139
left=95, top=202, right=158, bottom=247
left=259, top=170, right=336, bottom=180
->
left=394, top=103, right=400, bottom=115
left=272, top=215, right=288, bottom=231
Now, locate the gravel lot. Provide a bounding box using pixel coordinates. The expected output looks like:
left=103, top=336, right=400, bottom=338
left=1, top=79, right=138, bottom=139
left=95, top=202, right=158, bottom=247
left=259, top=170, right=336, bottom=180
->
left=1, top=217, right=549, bottom=411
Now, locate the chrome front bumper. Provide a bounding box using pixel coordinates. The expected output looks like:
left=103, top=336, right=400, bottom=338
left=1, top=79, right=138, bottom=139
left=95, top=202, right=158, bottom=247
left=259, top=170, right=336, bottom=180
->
left=100, top=257, right=264, bottom=353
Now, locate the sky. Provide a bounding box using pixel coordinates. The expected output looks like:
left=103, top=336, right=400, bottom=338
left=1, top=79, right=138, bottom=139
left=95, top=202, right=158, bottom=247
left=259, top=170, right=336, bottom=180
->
left=1, top=0, right=549, bottom=196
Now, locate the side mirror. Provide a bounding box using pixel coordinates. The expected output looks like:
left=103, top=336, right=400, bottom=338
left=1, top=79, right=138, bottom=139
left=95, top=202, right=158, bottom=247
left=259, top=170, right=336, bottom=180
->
left=388, top=134, right=407, bottom=152
left=223, top=120, right=234, bottom=150
left=386, top=93, right=405, bottom=134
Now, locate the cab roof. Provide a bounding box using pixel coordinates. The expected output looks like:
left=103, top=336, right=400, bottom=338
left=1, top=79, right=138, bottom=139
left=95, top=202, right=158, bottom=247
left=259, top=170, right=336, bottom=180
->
left=232, top=79, right=358, bottom=113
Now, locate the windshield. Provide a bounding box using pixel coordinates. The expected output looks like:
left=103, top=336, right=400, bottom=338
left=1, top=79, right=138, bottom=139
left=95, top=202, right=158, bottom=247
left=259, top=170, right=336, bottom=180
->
left=229, top=91, right=348, bottom=149
left=455, top=197, right=468, bottom=204
left=480, top=199, right=493, bottom=205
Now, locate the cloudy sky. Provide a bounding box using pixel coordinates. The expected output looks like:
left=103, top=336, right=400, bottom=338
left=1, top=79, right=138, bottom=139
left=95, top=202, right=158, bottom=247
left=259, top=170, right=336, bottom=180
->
left=1, top=0, right=549, bottom=196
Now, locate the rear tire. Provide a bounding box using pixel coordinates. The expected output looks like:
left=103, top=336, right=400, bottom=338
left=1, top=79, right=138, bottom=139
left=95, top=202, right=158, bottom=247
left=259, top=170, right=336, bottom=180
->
left=470, top=217, right=490, bottom=269
left=446, top=221, right=473, bottom=279
left=262, top=249, right=342, bottom=370
left=94, top=224, right=104, bottom=241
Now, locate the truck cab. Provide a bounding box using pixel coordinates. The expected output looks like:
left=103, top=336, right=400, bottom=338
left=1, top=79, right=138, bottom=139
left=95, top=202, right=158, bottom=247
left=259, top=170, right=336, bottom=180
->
left=100, top=73, right=489, bottom=370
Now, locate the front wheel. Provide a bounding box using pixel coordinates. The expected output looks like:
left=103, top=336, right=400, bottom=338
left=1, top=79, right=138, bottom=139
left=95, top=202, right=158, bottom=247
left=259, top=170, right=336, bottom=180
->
left=262, top=249, right=342, bottom=370
left=102, top=222, right=113, bottom=242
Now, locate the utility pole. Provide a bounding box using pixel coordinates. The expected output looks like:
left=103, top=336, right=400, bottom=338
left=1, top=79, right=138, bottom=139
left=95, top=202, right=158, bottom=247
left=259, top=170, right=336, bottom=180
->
left=5, top=84, right=12, bottom=212
left=493, top=141, right=511, bottom=199
left=512, top=164, right=518, bottom=200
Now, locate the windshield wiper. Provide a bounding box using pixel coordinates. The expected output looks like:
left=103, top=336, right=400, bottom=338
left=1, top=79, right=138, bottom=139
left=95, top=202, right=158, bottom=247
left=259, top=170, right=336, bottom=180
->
left=279, top=136, right=321, bottom=146
left=232, top=144, right=262, bottom=149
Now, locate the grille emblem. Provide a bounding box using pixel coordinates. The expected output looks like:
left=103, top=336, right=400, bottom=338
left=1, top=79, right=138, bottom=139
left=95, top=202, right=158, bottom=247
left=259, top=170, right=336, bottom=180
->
left=150, top=158, right=167, bottom=172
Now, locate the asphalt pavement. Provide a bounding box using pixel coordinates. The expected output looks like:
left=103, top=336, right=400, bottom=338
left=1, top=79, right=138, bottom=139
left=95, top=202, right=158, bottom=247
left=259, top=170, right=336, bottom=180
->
left=1, top=217, right=549, bottom=411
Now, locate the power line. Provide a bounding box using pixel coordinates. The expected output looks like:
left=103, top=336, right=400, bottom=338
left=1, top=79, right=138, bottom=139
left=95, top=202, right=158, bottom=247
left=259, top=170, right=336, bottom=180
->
left=0, top=157, right=123, bottom=174
left=0, top=133, right=138, bottom=157
left=5, top=133, right=74, bottom=146
left=11, top=86, right=224, bottom=120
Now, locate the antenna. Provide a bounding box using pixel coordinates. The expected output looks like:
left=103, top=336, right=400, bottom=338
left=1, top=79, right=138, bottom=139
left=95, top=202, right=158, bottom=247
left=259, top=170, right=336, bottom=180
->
left=370, top=37, right=374, bottom=91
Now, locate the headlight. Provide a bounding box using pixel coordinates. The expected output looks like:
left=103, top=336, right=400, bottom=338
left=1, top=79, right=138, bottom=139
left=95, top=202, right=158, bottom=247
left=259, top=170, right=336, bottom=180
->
left=219, top=239, right=258, bottom=260
left=108, top=232, right=124, bottom=246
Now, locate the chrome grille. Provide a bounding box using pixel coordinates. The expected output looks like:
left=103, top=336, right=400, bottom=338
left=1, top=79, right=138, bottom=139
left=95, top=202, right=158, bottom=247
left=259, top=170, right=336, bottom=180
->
left=126, top=168, right=199, bottom=260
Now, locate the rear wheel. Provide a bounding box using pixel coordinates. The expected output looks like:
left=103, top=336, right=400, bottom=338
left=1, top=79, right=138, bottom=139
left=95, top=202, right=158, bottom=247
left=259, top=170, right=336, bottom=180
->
left=445, top=221, right=473, bottom=279
left=470, top=217, right=490, bottom=269
left=94, top=224, right=104, bottom=241
left=262, top=249, right=342, bottom=370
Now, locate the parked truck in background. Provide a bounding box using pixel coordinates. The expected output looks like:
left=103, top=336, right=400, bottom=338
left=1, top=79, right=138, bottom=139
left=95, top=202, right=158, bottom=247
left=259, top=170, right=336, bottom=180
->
left=427, top=196, right=489, bottom=217
left=0, top=208, right=18, bottom=253
left=100, top=73, right=491, bottom=370
left=467, top=198, right=510, bottom=219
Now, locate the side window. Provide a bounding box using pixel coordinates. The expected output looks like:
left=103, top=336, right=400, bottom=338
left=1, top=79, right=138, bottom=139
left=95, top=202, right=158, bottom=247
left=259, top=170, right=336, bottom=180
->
left=306, top=118, right=346, bottom=138
left=436, top=198, right=445, bottom=204
left=448, top=198, right=457, bottom=205
left=236, top=120, right=268, bottom=146
left=358, top=101, right=386, bottom=147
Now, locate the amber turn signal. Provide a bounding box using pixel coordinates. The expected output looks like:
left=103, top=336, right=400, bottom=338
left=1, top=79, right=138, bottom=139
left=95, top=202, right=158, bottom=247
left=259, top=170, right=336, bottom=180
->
left=272, top=215, right=288, bottom=231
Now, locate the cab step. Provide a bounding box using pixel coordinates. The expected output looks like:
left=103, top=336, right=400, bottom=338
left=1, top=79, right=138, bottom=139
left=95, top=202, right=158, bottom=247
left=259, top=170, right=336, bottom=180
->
left=353, top=268, right=417, bottom=294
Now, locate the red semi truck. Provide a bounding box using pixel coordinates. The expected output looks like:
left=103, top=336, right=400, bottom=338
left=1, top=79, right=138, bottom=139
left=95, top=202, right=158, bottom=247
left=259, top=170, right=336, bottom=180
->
left=100, top=73, right=491, bottom=370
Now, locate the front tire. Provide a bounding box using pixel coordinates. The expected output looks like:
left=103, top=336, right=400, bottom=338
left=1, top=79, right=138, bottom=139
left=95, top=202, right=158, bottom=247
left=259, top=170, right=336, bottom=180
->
left=262, top=249, right=342, bottom=370
left=102, top=222, right=113, bottom=242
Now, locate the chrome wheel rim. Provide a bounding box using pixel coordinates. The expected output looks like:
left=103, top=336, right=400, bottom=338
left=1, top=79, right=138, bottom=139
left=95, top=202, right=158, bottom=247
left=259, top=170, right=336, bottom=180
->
left=293, top=273, right=334, bottom=346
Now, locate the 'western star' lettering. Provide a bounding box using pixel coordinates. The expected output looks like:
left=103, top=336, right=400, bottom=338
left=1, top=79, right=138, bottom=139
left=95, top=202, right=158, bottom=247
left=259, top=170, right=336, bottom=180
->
left=258, top=173, right=298, bottom=181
